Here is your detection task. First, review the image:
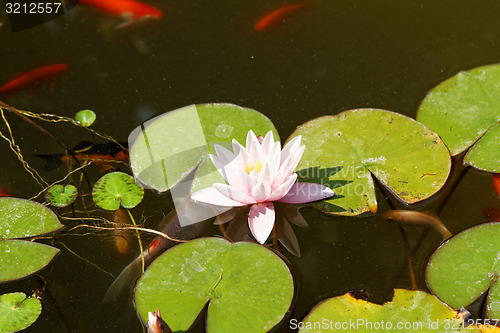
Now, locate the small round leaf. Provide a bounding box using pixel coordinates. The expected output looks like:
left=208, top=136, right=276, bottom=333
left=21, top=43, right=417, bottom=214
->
left=0, top=292, right=41, bottom=333
left=134, top=238, right=294, bottom=333
left=92, top=172, right=144, bottom=210
left=46, top=184, right=78, bottom=208
left=74, top=109, right=96, bottom=127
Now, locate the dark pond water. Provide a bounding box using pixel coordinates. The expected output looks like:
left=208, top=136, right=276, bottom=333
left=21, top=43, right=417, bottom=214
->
left=1, top=0, right=500, bottom=332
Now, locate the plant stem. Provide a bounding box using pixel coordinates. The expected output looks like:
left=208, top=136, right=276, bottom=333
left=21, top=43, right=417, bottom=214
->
left=126, top=209, right=145, bottom=273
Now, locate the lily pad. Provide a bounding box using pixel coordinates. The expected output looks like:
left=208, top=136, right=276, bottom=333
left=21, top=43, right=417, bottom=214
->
left=74, top=109, right=96, bottom=127
left=288, top=109, right=451, bottom=216
left=417, top=63, right=500, bottom=172
left=0, top=197, right=63, bottom=239
left=134, top=238, right=294, bottom=333
left=299, top=289, right=479, bottom=332
left=426, top=222, right=500, bottom=320
left=0, top=292, right=41, bottom=333
left=92, top=172, right=144, bottom=210
left=46, top=184, right=78, bottom=208
left=0, top=197, right=62, bottom=282
left=128, top=103, right=278, bottom=193
left=0, top=240, right=60, bottom=282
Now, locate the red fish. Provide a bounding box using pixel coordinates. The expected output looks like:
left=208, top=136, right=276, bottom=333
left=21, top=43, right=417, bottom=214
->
left=493, top=173, right=500, bottom=197
left=483, top=208, right=500, bottom=221
left=255, top=0, right=313, bottom=31
left=77, top=0, right=162, bottom=22
left=0, top=63, right=67, bottom=96
left=0, top=188, right=10, bottom=197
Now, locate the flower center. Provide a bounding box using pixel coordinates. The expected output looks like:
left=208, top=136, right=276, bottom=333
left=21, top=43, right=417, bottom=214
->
left=243, top=160, right=263, bottom=174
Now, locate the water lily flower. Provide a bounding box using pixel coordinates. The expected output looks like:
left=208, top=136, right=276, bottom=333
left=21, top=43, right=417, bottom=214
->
left=191, top=130, right=334, bottom=244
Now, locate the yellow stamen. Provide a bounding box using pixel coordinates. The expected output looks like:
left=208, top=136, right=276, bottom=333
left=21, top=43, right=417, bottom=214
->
left=244, top=160, right=263, bottom=174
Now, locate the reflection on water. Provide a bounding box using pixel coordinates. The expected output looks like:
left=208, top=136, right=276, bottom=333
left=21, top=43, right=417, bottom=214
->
left=1, top=0, right=500, bottom=331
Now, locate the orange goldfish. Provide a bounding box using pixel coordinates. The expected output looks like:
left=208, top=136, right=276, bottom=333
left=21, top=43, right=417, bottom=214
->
left=0, top=63, right=67, bottom=96
left=77, top=0, right=162, bottom=23
left=255, top=1, right=313, bottom=31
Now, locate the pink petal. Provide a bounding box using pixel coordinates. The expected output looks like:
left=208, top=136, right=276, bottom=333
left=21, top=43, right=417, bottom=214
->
left=278, top=182, right=334, bottom=204
left=281, top=135, right=302, bottom=162
left=260, top=131, right=275, bottom=155
left=248, top=203, right=275, bottom=244
left=246, top=130, right=258, bottom=150
left=257, top=163, right=273, bottom=185
left=268, top=173, right=297, bottom=201
left=251, top=182, right=271, bottom=202
left=214, top=183, right=256, bottom=205
left=191, top=186, right=247, bottom=207
left=214, top=144, right=236, bottom=163
left=272, top=156, right=293, bottom=190
left=289, top=144, right=305, bottom=171
left=232, top=139, right=250, bottom=168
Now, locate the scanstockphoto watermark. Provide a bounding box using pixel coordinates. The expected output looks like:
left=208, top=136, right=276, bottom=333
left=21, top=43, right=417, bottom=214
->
left=289, top=318, right=468, bottom=331
left=296, top=163, right=381, bottom=196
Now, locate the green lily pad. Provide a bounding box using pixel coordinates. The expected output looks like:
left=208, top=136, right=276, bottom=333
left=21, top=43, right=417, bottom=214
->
left=46, top=184, right=78, bottom=208
left=0, top=240, right=59, bottom=282
left=0, top=197, right=62, bottom=282
left=129, top=103, right=278, bottom=193
left=299, top=289, right=479, bottom=332
left=426, top=222, right=500, bottom=320
left=92, top=172, right=144, bottom=210
left=288, top=109, right=451, bottom=216
left=0, top=197, right=63, bottom=239
left=74, top=109, right=96, bottom=127
left=0, top=292, right=41, bottom=333
left=417, top=63, right=500, bottom=172
left=134, top=238, right=294, bottom=333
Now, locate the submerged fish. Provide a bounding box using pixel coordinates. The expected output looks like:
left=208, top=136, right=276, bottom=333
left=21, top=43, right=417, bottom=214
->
left=381, top=210, right=452, bottom=241
left=0, top=188, right=10, bottom=197
left=112, top=207, right=133, bottom=254
left=0, top=63, right=67, bottom=96
left=35, top=141, right=128, bottom=171
left=77, top=0, right=162, bottom=25
left=483, top=207, right=500, bottom=221
left=254, top=0, right=314, bottom=31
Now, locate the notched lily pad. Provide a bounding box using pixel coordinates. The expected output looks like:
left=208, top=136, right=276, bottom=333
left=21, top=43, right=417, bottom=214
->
left=46, top=184, right=78, bottom=208
left=0, top=292, right=41, bottom=333
left=0, top=197, right=62, bottom=282
left=134, top=237, right=294, bottom=333
left=299, top=289, right=479, bottom=332
left=417, top=63, right=500, bottom=172
left=128, top=103, right=278, bottom=193
left=426, top=222, right=500, bottom=320
left=288, top=109, right=451, bottom=216
left=92, top=172, right=144, bottom=210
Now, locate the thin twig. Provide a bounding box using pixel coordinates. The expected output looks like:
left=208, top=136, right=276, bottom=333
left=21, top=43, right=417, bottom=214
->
left=67, top=224, right=189, bottom=243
